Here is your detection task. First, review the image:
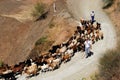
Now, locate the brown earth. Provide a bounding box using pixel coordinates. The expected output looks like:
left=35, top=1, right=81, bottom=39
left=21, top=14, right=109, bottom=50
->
left=0, top=0, right=75, bottom=65
left=104, top=0, right=120, bottom=40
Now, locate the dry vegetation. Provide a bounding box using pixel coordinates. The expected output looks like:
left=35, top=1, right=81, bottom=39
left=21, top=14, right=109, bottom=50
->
left=90, top=48, right=120, bottom=80
left=31, top=2, right=46, bottom=18
left=98, top=49, right=120, bottom=80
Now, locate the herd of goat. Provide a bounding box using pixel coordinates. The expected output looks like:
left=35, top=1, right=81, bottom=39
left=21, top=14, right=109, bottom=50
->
left=0, top=19, right=103, bottom=80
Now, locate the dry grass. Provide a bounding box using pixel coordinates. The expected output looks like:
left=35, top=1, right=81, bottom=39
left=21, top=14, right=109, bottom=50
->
left=31, top=2, right=46, bottom=18
left=97, top=49, right=120, bottom=80
left=35, top=36, right=48, bottom=46
left=34, top=36, right=54, bottom=55
left=89, top=48, right=120, bottom=80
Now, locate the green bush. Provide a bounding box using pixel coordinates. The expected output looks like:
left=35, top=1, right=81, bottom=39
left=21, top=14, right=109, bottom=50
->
left=32, top=2, right=45, bottom=18
left=35, top=36, right=47, bottom=45
left=98, top=49, right=120, bottom=80
left=102, top=0, right=114, bottom=9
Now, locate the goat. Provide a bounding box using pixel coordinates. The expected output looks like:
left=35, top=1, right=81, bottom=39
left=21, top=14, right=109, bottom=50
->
left=49, top=62, right=58, bottom=71
left=95, top=30, right=100, bottom=41
left=11, top=62, right=25, bottom=76
left=62, top=54, right=71, bottom=63
left=1, top=70, right=16, bottom=80
left=49, top=58, right=61, bottom=71
left=97, top=22, right=101, bottom=30
left=49, top=45, right=61, bottom=54
left=40, top=64, right=49, bottom=72
left=91, top=33, right=96, bottom=44
left=23, top=62, right=38, bottom=76
left=99, top=30, right=104, bottom=40
left=93, top=22, right=97, bottom=29
left=58, top=46, right=67, bottom=53
left=45, top=57, right=54, bottom=64
left=53, top=58, right=62, bottom=65
left=25, top=59, right=33, bottom=67
left=65, top=48, right=74, bottom=57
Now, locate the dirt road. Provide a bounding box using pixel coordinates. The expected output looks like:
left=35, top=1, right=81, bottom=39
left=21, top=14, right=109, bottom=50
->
left=18, top=0, right=117, bottom=80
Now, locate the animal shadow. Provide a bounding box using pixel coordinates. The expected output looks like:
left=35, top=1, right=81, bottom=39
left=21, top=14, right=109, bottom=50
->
left=26, top=73, right=39, bottom=78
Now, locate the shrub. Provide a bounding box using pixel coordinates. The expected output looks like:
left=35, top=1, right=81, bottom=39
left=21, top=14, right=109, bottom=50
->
left=32, top=2, right=45, bottom=18
left=102, top=0, right=114, bottom=9
left=97, top=49, right=120, bottom=80
left=35, top=36, right=47, bottom=46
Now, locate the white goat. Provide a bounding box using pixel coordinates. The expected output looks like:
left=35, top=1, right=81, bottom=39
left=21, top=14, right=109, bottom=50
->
left=40, top=64, right=49, bottom=72
left=59, top=46, right=67, bottom=53
left=65, top=49, right=74, bottom=57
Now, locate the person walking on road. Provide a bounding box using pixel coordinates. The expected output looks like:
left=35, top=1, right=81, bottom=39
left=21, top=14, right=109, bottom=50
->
left=90, top=11, right=95, bottom=24
left=84, top=37, right=92, bottom=58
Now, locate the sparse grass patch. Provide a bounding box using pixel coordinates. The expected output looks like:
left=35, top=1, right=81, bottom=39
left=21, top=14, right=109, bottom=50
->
left=34, top=36, right=54, bottom=55
left=102, top=0, right=114, bottom=9
left=35, top=36, right=47, bottom=46
left=35, top=40, right=54, bottom=55
left=31, top=2, right=46, bottom=18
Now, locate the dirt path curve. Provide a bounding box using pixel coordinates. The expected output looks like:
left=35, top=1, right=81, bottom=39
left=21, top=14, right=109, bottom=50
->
left=18, top=0, right=117, bottom=80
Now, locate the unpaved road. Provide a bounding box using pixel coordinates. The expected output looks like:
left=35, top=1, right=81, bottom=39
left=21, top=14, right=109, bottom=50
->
left=18, top=0, right=117, bottom=80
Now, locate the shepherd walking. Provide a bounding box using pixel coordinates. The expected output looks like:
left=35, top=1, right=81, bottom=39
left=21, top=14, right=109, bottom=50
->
left=84, top=37, right=92, bottom=58
left=90, top=11, right=95, bottom=24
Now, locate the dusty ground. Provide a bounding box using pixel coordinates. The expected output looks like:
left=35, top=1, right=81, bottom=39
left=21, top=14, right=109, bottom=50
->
left=18, top=0, right=117, bottom=80
left=0, top=0, right=74, bottom=65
